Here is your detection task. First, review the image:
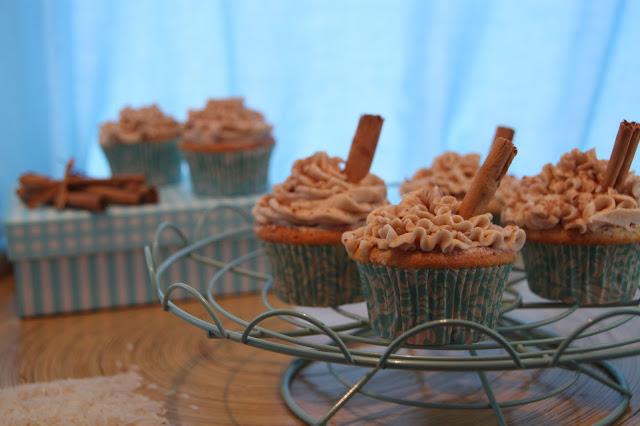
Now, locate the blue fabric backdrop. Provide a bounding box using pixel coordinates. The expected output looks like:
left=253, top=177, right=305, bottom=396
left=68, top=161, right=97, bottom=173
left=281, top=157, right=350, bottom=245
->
left=2, top=0, right=640, bottom=248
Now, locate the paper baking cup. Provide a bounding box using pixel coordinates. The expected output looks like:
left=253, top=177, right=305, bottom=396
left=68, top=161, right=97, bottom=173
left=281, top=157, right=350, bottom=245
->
left=260, top=241, right=362, bottom=307
left=102, top=139, right=181, bottom=186
left=522, top=241, right=640, bottom=304
left=183, top=144, right=273, bottom=197
left=357, top=262, right=511, bottom=345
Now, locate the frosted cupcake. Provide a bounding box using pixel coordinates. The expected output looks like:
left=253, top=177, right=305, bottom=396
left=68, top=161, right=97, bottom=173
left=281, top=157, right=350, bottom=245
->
left=181, top=98, right=274, bottom=196
left=401, top=152, right=517, bottom=219
left=342, top=187, right=525, bottom=345
left=502, top=144, right=640, bottom=304
left=401, top=127, right=518, bottom=219
left=252, top=152, right=388, bottom=306
left=344, top=136, right=522, bottom=345
left=100, top=105, right=182, bottom=186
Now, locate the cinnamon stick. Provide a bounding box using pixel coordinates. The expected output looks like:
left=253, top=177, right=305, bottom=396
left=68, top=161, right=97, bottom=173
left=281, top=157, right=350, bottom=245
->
left=140, top=186, right=159, bottom=203
left=604, top=120, right=636, bottom=188
left=65, top=191, right=107, bottom=212
left=494, top=126, right=515, bottom=142
left=344, top=114, right=384, bottom=183
left=55, top=159, right=74, bottom=209
left=23, top=184, right=60, bottom=208
left=67, top=174, right=146, bottom=188
left=459, top=137, right=517, bottom=218
left=614, top=123, right=640, bottom=190
left=19, top=173, right=56, bottom=190
left=84, top=185, right=143, bottom=205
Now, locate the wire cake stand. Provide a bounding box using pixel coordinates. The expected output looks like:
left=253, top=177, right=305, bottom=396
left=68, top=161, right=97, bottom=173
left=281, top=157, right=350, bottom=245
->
left=144, top=205, right=640, bottom=425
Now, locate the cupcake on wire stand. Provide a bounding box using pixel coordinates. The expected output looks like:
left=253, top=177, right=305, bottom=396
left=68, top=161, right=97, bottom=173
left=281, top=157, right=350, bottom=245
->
left=252, top=115, right=388, bottom=307
left=401, top=126, right=518, bottom=221
left=343, top=136, right=525, bottom=345
left=501, top=120, right=640, bottom=305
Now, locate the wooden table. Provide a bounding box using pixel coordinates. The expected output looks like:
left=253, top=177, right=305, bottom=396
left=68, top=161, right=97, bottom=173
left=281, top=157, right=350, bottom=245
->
left=1, top=273, right=640, bottom=425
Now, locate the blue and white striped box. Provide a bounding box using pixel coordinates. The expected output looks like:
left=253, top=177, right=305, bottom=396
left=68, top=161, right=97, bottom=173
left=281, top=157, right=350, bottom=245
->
left=4, top=185, right=267, bottom=317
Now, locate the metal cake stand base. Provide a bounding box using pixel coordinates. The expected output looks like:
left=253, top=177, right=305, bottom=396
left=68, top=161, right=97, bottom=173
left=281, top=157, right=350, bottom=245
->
left=145, top=206, right=640, bottom=425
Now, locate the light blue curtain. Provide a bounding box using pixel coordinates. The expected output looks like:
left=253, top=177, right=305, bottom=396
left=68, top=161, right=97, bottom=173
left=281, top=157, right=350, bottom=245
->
left=2, top=0, right=640, bottom=248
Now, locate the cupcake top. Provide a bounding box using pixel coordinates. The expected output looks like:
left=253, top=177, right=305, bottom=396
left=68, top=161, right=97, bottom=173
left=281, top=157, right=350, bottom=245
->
left=400, top=152, right=516, bottom=205
left=501, top=148, right=640, bottom=233
left=342, top=187, right=526, bottom=261
left=182, top=98, right=272, bottom=145
left=100, top=105, right=181, bottom=145
left=400, top=152, right=480, bottom=197
left=252, top=152, right=388, bottom=230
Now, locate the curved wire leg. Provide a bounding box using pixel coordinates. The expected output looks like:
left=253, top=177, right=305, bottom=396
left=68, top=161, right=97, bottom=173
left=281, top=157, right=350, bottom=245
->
left=281, top=358, right=318, bottom=425
left=471, top=349, right=507, bottom=426
left=280, top=357, right=384, bottom=426
left=586, top=361, right=631, bottom=426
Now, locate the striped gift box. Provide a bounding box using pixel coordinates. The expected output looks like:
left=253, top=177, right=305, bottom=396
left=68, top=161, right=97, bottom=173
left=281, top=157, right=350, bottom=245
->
left=5, top=185, right=267, bottom=317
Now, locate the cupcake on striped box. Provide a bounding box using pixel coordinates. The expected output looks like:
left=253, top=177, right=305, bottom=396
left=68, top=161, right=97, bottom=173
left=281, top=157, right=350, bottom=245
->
left=343, top=136, right=524, bottom=345
left=100, top=105, right=182, bottom=186
left=401, top=126, right=518, bottom=220
left=501, top=120, right=640, bottom=305
left=252, top=115, right=388, bottom=306
left=181, top=98, right=274, bottom=197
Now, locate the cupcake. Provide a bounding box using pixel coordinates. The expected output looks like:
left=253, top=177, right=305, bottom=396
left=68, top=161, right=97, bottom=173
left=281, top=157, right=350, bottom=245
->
left=401, top=127, right=517, bottom=219
left=502, top=142, right=640, bottom=304
left=343, top=136, right=523, bottom=345
left=252, top=151, right=388, bottom=306
left=400, top=152, right=517, bottom=219
left=100, top=105, right=182, bottom=186
left=342, top=187, right=525, bottom=345
left=180, top=98, right=274, bottom=196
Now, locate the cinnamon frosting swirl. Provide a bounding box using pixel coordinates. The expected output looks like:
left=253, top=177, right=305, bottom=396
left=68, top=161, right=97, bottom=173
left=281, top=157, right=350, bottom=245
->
left=342, top=187, right=526, bottom=260
left=501, top=148, right=640, bottom=233
left=252, top=152, right=387, bottom=230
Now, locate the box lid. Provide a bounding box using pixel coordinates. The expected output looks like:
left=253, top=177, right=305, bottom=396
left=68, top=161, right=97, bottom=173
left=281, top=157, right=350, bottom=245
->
left=5, top=185, right=260, bottom=261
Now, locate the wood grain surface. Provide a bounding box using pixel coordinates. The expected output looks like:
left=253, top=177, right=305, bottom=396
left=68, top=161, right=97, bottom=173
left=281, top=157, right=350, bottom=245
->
left=1, top=274, right=640, bottom=425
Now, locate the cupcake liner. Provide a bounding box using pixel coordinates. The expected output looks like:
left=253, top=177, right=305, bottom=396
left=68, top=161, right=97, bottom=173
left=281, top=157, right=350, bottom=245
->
left=357, top=262, right=512, bottom=345
left=182, top=144, right=273, bottom=196
left=101, top=139, right=181, bottom=186
left=260, top=241, right=362, bottom=307
left=522, top=241, right=640, bottom=304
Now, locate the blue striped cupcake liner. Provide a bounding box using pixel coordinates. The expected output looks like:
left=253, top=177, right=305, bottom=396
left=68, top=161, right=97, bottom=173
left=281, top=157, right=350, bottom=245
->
left=522, top=241, right=640, bottom=304
left=356, top=262, right=512, bottom=345
left=260, top=240, right=363, bottom=307
left=183, top=144, right=273, bottom=197
left=101, top=139, right=181, bottom=186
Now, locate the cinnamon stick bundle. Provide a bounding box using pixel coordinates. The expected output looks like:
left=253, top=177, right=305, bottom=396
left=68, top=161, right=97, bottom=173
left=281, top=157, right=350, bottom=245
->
left=16, top=161, right=158, bottom=212
left=459, top=137, right=518, bottom=218
left=604, top=120, right=640, bottom=190
left=344, top=114, right=384, bottom=183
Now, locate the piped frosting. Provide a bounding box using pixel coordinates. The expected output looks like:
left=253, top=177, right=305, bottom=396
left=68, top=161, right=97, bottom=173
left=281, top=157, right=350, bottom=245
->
left=252, top=152, right=387, bottom=230
left=501, top=148, right=640, bottom=233
left=183, top=98, right=272, bottom=145
left=99, top=105, right=181, bottom=145
left=400, top=152, right=516, bottom=206
left=342, top=187, right=526, bottom=260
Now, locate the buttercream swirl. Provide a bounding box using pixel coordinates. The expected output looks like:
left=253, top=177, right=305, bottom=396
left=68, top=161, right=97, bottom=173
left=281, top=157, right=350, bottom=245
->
left=100, top=105, right=181, bottom=145
left=252, top=152, right=388, bottom=230
left=501, top=148, right=640, bottom=233
left=400, top=152, right=516, bottom=205
left=183, top=98, right=272, bottom=145
left=342, top=187, right=526, bottom=259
